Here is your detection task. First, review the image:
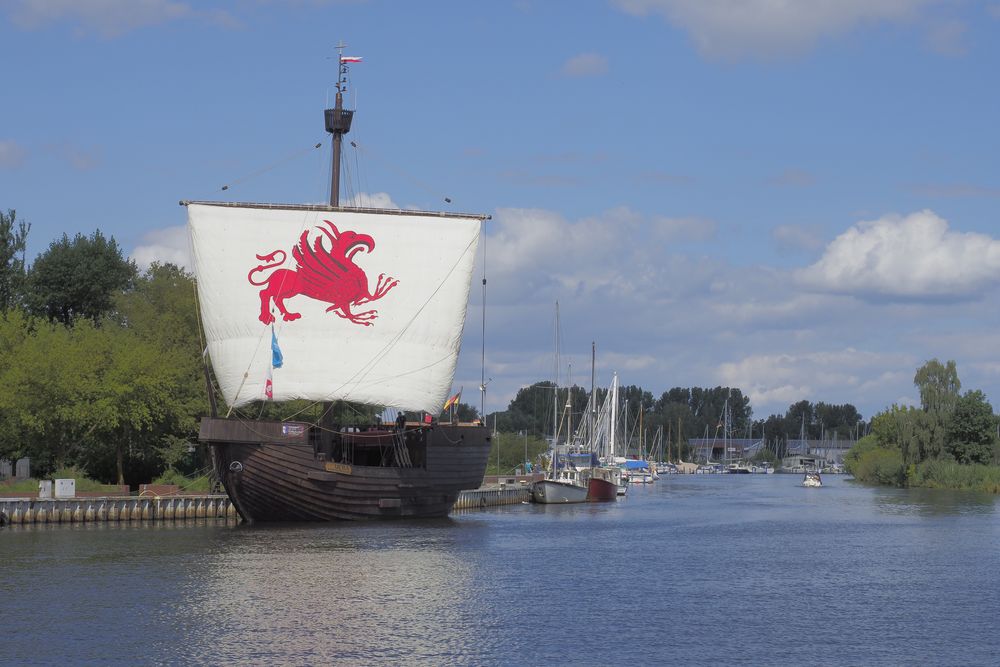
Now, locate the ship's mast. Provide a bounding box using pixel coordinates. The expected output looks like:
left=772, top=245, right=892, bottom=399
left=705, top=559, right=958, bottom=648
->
left=322, top=44, right=356, bottom=433
left=326, top=43, right=356, bottom=207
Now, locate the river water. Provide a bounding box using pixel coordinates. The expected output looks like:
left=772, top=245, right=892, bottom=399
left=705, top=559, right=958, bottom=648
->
left=2, top=474, right=999, bottom=666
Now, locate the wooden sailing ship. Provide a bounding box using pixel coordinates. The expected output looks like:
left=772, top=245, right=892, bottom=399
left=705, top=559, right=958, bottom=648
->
left=184, top=50, right=492, bottom=522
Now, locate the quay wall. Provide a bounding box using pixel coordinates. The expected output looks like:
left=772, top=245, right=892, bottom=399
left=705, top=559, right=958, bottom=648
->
left=1, top=484, right=533, bottom=525
left=453, top=485, right=532, bottom=510
left=0, top=495, right=237, bottom=525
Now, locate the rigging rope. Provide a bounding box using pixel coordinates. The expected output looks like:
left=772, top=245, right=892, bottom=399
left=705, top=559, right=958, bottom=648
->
left=349, top=139, right=453, bottom=206
left=217, top=141, right=324, bottom=194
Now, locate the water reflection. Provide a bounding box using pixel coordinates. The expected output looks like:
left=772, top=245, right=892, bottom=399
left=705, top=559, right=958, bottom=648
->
left=4, top=476, right=1000, bottom=666
left=173, top=521, right=484, bottom=664
left=872, top=485, right=998, bottom=517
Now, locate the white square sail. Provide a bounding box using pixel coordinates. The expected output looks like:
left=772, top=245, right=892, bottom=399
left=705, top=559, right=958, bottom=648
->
left=187, top=202, right=483, bottom=413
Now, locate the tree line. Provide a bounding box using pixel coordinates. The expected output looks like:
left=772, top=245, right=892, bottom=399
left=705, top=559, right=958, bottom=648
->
left=484, top=378, right=864, bottom=461
left=0, top=209, right=209, bottom=484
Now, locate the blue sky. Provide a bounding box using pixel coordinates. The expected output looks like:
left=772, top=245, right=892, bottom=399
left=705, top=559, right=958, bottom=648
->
left=3, top=0, right=1000, bottom=422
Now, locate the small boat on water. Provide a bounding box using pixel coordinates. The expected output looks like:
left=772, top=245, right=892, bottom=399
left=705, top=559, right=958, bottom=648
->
left=802, top=471, right=823, bottom=487
left=621, top=458, right=655, bottom=484
left=584, top=465, right=620, bottom=501
left=556, top=452, right=618, bottom=502
left=531, top=469, right=589, bottom=504
left=531, top=308, right=590, bottom=505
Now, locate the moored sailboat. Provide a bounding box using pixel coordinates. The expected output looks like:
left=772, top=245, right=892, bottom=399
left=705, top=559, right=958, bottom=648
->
left=186, top=50, right=492, bottom=522
left=531, top=305, right=590, bottom=505
left=579, top=344, right=619, bottom=502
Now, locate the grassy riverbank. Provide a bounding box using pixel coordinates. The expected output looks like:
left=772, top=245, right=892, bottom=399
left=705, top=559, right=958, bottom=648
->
left=1, top=467, right=213, bottom=495
left=0, top=467, right=125, bottom=495
left=846, top=443, right=1000, bottom=493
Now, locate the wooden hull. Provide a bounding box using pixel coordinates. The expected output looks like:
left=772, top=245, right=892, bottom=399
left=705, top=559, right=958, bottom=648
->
left=200, top=417, right=491, bottom=522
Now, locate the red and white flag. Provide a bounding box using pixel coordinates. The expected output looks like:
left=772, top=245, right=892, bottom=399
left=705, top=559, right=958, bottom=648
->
left=340, top=56, right=363, bottom=63
left=265, top=366, right=274, bottom=400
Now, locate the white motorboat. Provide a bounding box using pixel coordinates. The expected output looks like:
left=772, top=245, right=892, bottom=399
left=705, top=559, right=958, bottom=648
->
left=802, top=471, right=823, bottom=487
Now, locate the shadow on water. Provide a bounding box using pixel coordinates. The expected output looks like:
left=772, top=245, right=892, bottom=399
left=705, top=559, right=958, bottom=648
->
left=871, top=483, right=998, bottom=517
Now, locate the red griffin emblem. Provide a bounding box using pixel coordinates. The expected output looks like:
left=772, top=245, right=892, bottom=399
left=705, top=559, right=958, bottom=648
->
left=247, top=219, right=399, bottom=327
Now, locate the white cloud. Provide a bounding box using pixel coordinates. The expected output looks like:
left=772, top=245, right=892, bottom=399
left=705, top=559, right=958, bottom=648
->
left=486, top=207, right=630, bottom=293
left=0, top=140, right=27, bottom=169
left=707, top=291, right=834, bottom=326
left=560, top=53, right=609, bottom=77
left=483, top=205, right=722, bottom=308
left=796, top=210, right=1000, bottom=299
left=131, top=225, right=191, bottom=270
left=452, top=204, right=1000, bottom=420
left=614, top=0, right=938, bottom=59
left=4, top=0, right=236, bottom=37
left=347, top=192, right=400, bottom=209
left=717, top=348, right=910, bottom=416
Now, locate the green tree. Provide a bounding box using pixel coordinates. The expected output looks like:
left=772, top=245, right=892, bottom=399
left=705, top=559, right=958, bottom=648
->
left=911, top=409, right=948, bottom=462
left=108, top=262, right=207, bottom=477
left=487, top=431, right=548, bottom=475
left=0, top=209, right=29, bottom=313
left=869, top=405, right=906, bottom=450
left=785, top=400, right=815, bottom=438
left=813, top=402, right=863, bottom=440
left=75, top=324, right=200, bottom=484
left=492, top=381, right=559, bottom=436
left=652, top=386, right=751, bottom=445
left=868, top=403, right=941, bottom=465
left=0, top=263, right=212, bottom=484
left=24, top=230, right=137, bottom=326
left=946, top=390, right=996, bottom=465
left=914, top=359, right=961, bottom=414
left=659, top=400, right=695, bottom=460
left=0, top=312, right=100, bottom=472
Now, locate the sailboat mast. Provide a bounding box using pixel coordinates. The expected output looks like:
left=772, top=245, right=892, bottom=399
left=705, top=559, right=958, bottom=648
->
left=566, top=363, right=572, bottom=451
left=610, top=372, right=618, bottom=460
left=590, top=342, right=595, bottom=454
left=553, top=301, right=560, bottom=449
left=724, top=392, right=730, bottom=467
left=326, top=43, right=356, bottom=207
